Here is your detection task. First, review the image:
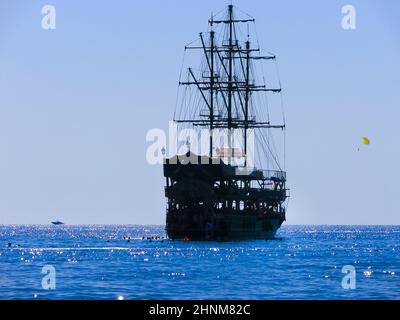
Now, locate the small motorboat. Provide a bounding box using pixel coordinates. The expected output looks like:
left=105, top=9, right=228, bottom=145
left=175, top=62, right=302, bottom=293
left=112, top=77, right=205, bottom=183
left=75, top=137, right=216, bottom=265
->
left=51, top=221, right=65, bottom=225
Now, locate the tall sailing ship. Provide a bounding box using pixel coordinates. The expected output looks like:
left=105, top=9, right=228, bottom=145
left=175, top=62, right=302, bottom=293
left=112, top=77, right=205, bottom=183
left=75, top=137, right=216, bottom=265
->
left=164, top=5, right=289, bottom=240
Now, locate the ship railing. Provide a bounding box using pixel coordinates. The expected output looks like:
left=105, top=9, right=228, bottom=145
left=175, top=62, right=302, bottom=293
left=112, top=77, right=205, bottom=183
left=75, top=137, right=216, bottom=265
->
left=262, top=170, right=287, bottom=182
left=225, top=167, right=286, bottom=181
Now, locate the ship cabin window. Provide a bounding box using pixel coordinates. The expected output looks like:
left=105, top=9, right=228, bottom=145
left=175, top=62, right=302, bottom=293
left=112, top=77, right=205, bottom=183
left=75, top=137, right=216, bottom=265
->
left=240, top=201, right=245, bottom=211
left=232, top=201, right=237, bottom=210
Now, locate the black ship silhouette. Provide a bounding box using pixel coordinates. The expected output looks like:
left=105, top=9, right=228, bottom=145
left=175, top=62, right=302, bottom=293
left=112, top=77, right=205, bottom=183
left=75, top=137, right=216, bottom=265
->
left=164, top=5, right=289, bottom=241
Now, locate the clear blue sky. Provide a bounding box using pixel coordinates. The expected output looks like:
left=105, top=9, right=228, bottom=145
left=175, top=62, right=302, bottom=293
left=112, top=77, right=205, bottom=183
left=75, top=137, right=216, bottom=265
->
left=0, top=0, right=399, bottom=224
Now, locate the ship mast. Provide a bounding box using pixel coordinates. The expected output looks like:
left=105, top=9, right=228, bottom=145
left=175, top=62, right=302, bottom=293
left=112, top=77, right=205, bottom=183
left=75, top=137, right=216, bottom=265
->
left=227, top=4, right=234, bottom=162
left=177, top=5, right=284, bottom=166
left=244, top=38, right=250, bottom=166
left=210, top=30, right=215, bottom=158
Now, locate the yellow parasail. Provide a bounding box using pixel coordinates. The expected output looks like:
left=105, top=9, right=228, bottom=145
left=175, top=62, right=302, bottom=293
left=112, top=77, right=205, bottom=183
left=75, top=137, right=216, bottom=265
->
left=362, top=137, right=371, bottom=145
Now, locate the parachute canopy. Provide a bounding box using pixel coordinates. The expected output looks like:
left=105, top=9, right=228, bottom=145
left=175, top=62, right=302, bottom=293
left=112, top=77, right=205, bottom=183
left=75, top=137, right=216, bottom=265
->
left=362, top=137, right=371, bottom=145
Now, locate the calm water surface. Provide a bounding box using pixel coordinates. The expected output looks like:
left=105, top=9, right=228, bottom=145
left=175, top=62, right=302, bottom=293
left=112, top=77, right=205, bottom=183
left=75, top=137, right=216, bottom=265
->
left=0, top=225, right=399, bottom=300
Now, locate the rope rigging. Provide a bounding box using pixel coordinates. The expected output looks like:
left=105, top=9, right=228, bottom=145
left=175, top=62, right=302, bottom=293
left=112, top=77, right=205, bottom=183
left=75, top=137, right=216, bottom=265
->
left=173, top=5, right=286, bottom=172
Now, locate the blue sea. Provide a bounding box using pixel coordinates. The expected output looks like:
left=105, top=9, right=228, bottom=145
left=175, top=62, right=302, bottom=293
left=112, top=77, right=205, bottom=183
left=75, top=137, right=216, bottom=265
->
left=0, top=225, right=399, bottom=300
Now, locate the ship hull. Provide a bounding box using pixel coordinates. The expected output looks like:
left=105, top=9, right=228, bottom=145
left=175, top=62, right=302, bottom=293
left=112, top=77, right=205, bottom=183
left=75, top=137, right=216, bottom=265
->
left=167, top=209, right=283, bottom=241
